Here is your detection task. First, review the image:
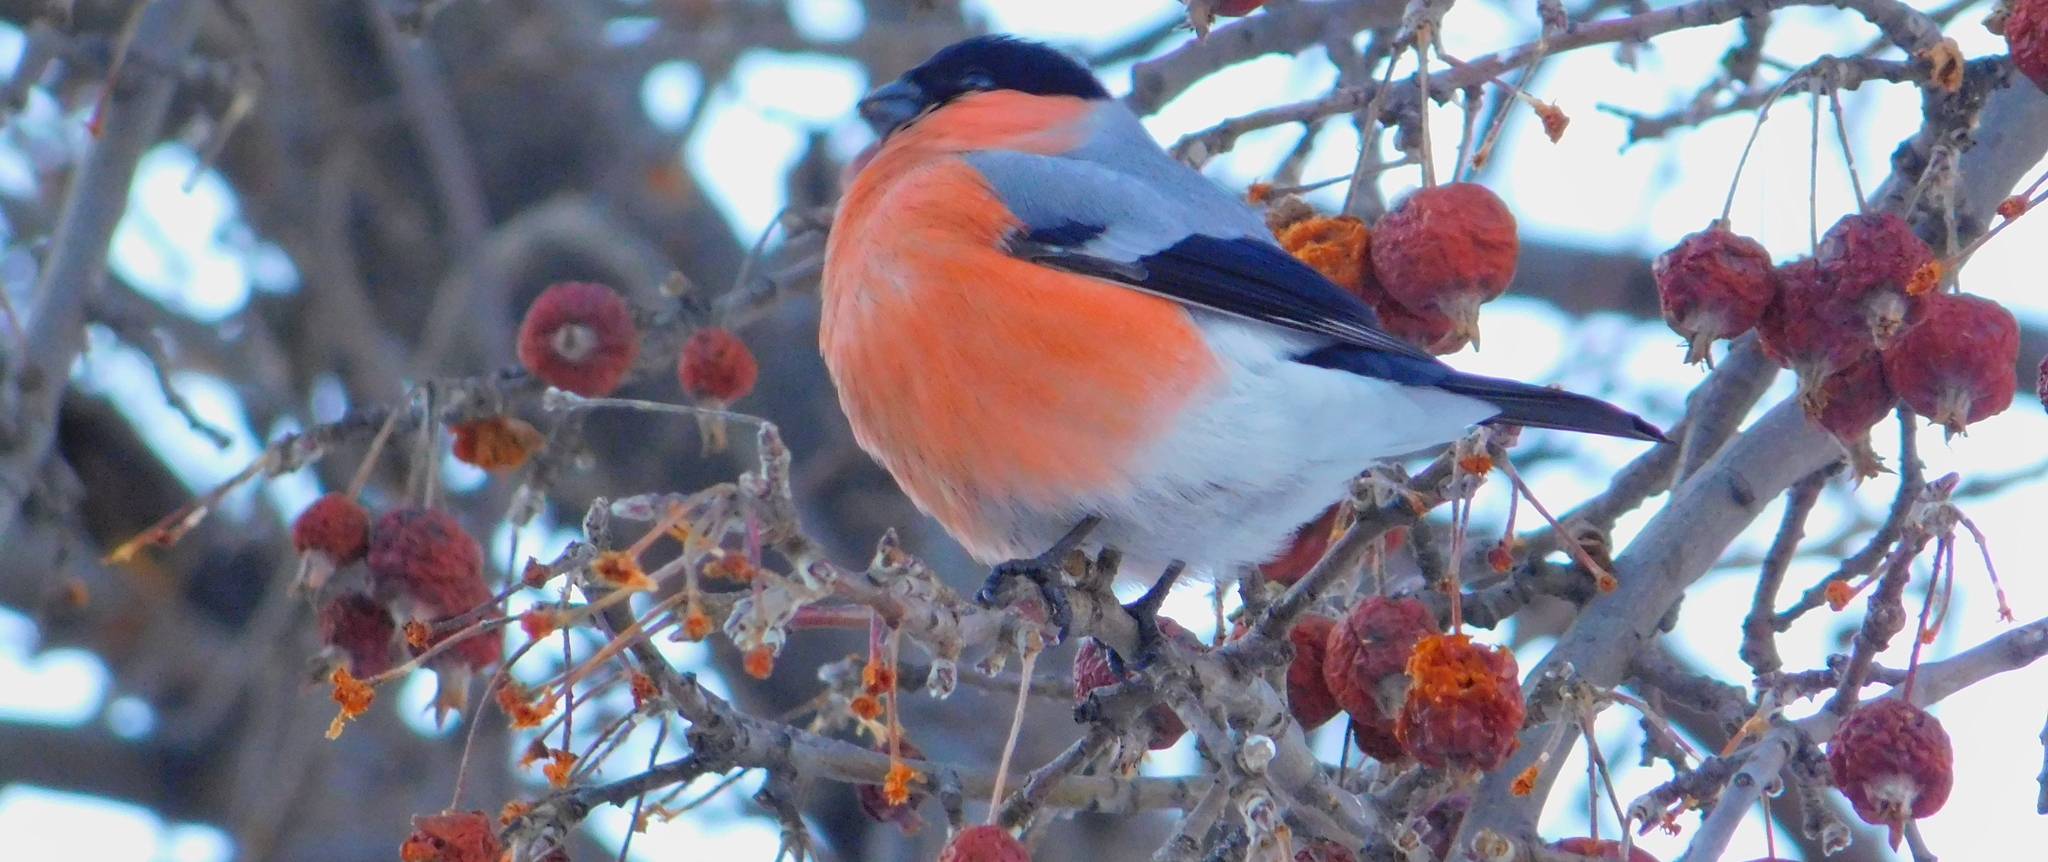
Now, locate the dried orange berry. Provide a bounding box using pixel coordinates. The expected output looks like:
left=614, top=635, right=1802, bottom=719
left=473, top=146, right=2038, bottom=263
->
left=849, top=693, right=883, bottom=720
left=517, top=281, right=639, bottom=397
left=1396, top=633, right=1525, bottom=771
left=702, top=549, right=757, bottom=581
left=863, top=661, right=899, bottom=694
left=1486, top=540, right=1515, bottom=574
left=494, top=681, right=555, bottom=728
left=1904, top=260, right=1942, bottom=296
left=326, top=667, right=375, bottom=739
left=399, top=811, right=500, bottom=862
left=521, top=557, right=552, bottom=588
left=1510, top=763, right=1539, bottom=795
left=1533, top=101, right=1569, bottom=142
left=404, top=619, right=432, bottom=649
left=678, top=326, right=759, bottom=403
left=518, top=608, right=559, bottom=641
left=1276, top=215, right=1373, bottom=296
left=498, top=800, right=532, bottom=825
left=681, top=605, right=712, bottom=641
left=592, top=550, right=656, bottom=591
left=629, top=672, right=660, bottom=709
left=449, top=415, right=546, bottom=470
left=744, top=644, right=775, bottom=679
left=858, top=738, right=929, bottom=834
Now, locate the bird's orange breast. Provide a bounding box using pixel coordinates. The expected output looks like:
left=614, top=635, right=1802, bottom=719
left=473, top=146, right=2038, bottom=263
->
left=821, top=96, right=1218, bottom=557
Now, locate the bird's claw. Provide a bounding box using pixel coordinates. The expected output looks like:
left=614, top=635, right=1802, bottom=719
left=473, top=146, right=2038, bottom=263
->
left=1118, top=561, right=1186, bottom=671
left=976, top=555, right=1073, bottom=641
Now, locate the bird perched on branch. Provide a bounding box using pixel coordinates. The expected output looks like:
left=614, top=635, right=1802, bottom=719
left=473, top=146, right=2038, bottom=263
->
left=820, top=35, right=1661, bottom=641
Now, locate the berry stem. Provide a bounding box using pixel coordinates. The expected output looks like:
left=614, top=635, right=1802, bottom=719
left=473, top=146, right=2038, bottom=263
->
left=988, top=633, right=1040, bottom=822
left=1901, top=538, right=1950, bottom=702
left=1718, top=71, right=1804, bottom=225
left=1808, top=89, right=1821, bottom=255
left=1340, top=53, right=1403, bottom=216
left=1828, top=84, right=1867, bottom=213
left=347, top=384, right=417, bottom=500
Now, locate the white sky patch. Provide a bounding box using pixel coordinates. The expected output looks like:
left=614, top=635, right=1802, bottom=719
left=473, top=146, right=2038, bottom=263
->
left=585, top=769, right=778, bottom=861
left=641, top=61, right=703, bottom=133
left=395, top=669, right=463, bottom=738
left=964, top=0, right=1178, bottom=52
left=687, top=51, right=865, bottom=238
left=0, top=786, right=232, bottom=862
left=0, top=608, right=107, bottom=725
left=788, top=0, right=864, bottom=42
left=71, top=327, right=264, bottom=517
left=730, top=50, right=868, bottom=125
left=110, top=144, right=253, bottom=322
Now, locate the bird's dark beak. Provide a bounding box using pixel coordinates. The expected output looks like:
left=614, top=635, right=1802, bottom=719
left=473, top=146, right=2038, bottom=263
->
left=859, top=79, right=927, bottom=139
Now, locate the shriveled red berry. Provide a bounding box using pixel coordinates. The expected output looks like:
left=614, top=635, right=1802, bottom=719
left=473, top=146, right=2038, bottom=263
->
left=417, top=615, right=503, bottom=672
left=368, top=507, right=490, bottom=618
left=294, top=492, right=371, bottom=567
left=1074, top=635, right=1187, bottom=750
left=678, top=326, right=759, bottom=403
left=1376, top=293, right=1467, bottom=355
left=1817, top=213, right=1934, bottom=349
left=1548, top=837, right=1660, bottom=862
left=2007, top=0, right=2048, bottom=94
left=1260, top=504, right=1341, bottom=585
left=1322, top=595, right=1439, bottom=761
left=856, top=738, right=928, bottom=835
left=1757, top=257, right=1871, bottom=414
left=1294, top=838, right=1357, bottom=862
left=1396, top=633, right=1524, bottom=771
left=1216, top=0, right=1266, bottom=15
left=399, top=811, right=500, bottom=862
left=1369, top=183, right=1519, bottom=349
left=516, top=281, right=639, bottom=397
left=319, top=592, right=398, bottom=678
left=1880, top=292, right=2019, bottom=437
left=2037, top=354, right=2048, bottom=412
left=938, top=824, right=1029, bottom=862
left=1653, top=224, right=1778, bottom=365
left=1827, top=698, right=1953, bottom=848
left=1286, top=613, right=1342, bottom=730
left=1810, top=355, right=1897, bottom=480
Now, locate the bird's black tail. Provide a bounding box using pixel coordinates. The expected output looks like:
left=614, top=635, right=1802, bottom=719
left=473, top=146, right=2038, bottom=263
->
left=1436, top=372, right=1668, bottom=442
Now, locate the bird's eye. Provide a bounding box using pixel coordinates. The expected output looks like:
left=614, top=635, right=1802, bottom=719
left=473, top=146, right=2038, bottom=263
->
left=960, top=68, right=995, bottom=90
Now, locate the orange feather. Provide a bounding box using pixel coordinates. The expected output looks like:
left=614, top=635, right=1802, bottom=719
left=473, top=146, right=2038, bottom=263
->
left=822, top=94, right=1218, bottom=561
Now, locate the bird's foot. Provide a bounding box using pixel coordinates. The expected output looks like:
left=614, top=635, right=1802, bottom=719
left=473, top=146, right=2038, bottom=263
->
left=1115, top=561, right=1186, bottom=671
left=975, top=516, right=1103, bottom=643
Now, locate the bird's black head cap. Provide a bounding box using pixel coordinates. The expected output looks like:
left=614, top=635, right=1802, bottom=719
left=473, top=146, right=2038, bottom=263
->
left=860, top=36, right=1108, bottom=138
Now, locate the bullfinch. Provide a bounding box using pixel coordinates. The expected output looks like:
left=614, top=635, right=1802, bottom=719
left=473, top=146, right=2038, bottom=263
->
left=820, top=36, right=1660, bottom=624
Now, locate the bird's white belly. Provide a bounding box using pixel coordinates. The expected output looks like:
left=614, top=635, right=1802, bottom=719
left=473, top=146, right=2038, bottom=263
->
left=968, top=316, right=1497, bottom=578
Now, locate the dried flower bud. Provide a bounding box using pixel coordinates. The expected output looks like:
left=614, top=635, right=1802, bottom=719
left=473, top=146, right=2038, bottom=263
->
left=1880, top=291, right=2020, bottom=437
left=399, top=811, right=501, bottom=862
left=367, top=507, right=489, bottom=619
left=1276, top=215, right=1375, bottom=297
left=1323, top=595, right=1438, bottom=761
left=319, top=592, right=398, bottom=678
left=1370, top=183, right=1519, bottom=350
left=516, top=281, right=639, bottom=397
left=678, top=326, right=759, bottom=403
left=1547, top=837, right=1660, bottom=862
left=1828, top=698, right=1953, bottom=848
left=1287, top=614, right=1343, bottom=730
left=449, top=415, right=546, bottom=471
left=938, top=824, right=1030, bottom=862
left=1396, top=633, right=1525, bottom=771
left=1653, top=224, right=1778, bottom=365
left=857, top=738, right=929, bottom=834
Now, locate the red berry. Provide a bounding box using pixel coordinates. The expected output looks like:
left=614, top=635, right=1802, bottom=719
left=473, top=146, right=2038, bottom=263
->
left=1880, top=292, right=2019, bottom=437
left=937, top=824, right=1029, bottom=862
left=1818, top=213, right=1934, bottom=347
left=856, top=738, right=928, bottom=835
left=1073, top=633, right=1188, bottom=750
left=516, top=281, right=639, bottom=397
left=1321, top=595, right=1439, bottom=761
left=1369, top=183, right=1519, bottom=350
left=368, top=507, right=490, bottom=619
left=1294, top=838, right=1357, bottom=862
left=1547, top=837, right=1660, bottom=862
left=1216, top=0, right=1267, bottom=15
left=1375, top=293, right=1467, bottom=355
left=1396, top=633, right=1524, bottom=772
left=1756, top=257, right=1873, bottom=413
left=1260, top=504, right=1341, bottom=585
left=417, top=615, right=504, bottom=672
left=398, top=811, right=500, bottom=862
left=2007, top=0, right=2048, bottom=94
left=1810, top=355, right=1897, bottom=479
left=677, top=326, right=759, bottom=403
left=1286, top=614, right=1342, bottom=730
left=1653, top=224, right=1778, bottom=365
left=319, top=592, right=398, bottom=678
left=2037, top=354, right=2048, bottom=412
left=1827, top=698, right=1953, bottom=848
left=293, top=492, right=371, bottom=566
left=449, top=415, right=546, bottom=471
